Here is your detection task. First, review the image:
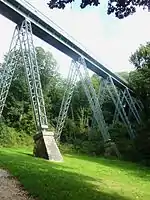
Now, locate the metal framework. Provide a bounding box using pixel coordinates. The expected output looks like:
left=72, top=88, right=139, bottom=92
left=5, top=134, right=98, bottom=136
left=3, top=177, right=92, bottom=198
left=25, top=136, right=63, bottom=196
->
left=56, top=58, right=143, bottom=145
left=56, top=57, right=111, bottom=142
left=77, top=57, right=110, bottom=142
left=91, top=78, right=108, bottom=129
left=134, top=99, right=143, bottom=112
left=0, top=27, right=20, bottom=117
left=113, top=88, right=141, bottom=125
left=122, top=88, right=141, bottom=124
left=98, top=78, right=106, bottom=106
left=56, top=57, right=122, bottom=157
left=19, top=20, right=48, bottom=132
left=103, top=77, right=135, bottom=139
left=94, top=76, right=142, bottom=139
left=55, top=60, right=79, bottom=141
left=96, top=76, right=142, bottom=132
left=0, top=0, right=133, bottom=92
left=0, top=19, right=48, bottom=133
left=0, top=18, right=142, bottom=159
left=112, top=90, right=123, bottom=125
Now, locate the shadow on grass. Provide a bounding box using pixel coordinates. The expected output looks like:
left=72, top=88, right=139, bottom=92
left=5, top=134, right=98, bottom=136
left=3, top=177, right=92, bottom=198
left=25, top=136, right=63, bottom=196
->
left=66, top=153, right=150, bottom=182
left=20, top=152, right=34, bottom=157
left=0, top=149, right=132, bottom=200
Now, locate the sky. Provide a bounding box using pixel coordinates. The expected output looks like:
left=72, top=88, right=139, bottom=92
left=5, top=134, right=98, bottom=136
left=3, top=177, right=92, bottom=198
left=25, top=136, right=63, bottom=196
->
left=0, top=0, right=150, bottom=77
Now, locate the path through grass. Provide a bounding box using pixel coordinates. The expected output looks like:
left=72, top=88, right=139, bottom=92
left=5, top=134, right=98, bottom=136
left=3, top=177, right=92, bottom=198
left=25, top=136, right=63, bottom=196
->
left=0, top=148, right=150, bottom=200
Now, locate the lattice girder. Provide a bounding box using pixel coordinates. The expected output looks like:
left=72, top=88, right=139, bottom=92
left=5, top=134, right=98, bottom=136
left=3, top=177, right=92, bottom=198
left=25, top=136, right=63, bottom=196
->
left=19, top=20, right=48, bottom=132
left=55, top=60, right=78, bottom=141
left=0, top=27, right=21, bottom=117
left=104, top=76, right=135, bottom=139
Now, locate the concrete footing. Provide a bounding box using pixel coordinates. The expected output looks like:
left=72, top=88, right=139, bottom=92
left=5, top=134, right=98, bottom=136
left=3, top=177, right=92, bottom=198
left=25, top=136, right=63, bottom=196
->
left=33, top=130, right=63, bottom=162
left=104, top=140, right=121, bottom=159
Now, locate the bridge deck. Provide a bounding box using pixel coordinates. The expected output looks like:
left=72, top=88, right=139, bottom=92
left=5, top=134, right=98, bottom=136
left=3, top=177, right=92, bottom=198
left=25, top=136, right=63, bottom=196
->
left=0, top=0, right=132, bottom=92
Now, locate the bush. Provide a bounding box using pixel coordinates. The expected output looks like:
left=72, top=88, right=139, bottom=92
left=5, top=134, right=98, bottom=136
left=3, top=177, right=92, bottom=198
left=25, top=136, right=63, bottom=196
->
left=0, top=122, right=33, bottom=147
left=59, top=143, right=77, bottom=154
left=134, top=121, right=150, bottom=165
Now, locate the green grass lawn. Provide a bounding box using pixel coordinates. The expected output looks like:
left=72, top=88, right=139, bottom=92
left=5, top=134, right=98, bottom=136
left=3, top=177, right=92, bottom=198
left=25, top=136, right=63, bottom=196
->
left=0, top=148, right=150, bottom=200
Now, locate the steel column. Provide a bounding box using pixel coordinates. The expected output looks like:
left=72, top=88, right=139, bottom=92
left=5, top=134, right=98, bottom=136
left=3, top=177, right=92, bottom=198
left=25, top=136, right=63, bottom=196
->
left=0, top=27, right=20, bottom=116
left=55, top=60, right=78, bottom=141
left=105, top=76, right=135, bottom=139
left=19, top=20, right=48, bottom=132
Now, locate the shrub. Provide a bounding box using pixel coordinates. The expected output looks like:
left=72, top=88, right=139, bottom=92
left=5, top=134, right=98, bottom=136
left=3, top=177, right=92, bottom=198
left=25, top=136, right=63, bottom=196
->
left=0, top=122, right=33, bottom=147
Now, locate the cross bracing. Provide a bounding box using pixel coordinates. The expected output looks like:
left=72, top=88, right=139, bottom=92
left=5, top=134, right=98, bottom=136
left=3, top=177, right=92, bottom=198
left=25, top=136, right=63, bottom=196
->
left=56, top=58, right=142, bottom=156
left=0, top=19, right=62, bottom=161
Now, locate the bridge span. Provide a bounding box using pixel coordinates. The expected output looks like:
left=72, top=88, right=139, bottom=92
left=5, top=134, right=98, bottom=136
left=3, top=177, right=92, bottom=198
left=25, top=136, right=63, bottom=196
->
left=0, top=0, right=132, bottom=92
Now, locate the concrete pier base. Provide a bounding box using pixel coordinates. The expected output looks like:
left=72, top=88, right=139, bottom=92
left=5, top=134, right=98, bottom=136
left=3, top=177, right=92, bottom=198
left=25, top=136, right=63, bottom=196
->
left=33, top=130, right=63, bottom=162
left=104, top=140, right=121, bottom=159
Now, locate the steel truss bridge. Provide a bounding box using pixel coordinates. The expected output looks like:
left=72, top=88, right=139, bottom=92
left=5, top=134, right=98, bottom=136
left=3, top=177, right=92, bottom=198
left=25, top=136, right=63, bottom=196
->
left=0, top=0, right=143, bottom=159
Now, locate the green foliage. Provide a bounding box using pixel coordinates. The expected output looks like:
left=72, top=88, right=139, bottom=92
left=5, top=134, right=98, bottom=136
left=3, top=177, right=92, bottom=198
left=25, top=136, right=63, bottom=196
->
left=48, top=0, right=150, bottom=19
left=0, top=46, right=63, bottom=147
left=0, top=122, right=33, bottom=147
left=134, top=120, right=150, bottom=166
left=129, top=43, right=150, bottom=101
left=130, top=43, right=150, bottom=69
left=58, top=143, right=76, bottom=154
left=61, top=118, right=79, bottom=143
left=108, top=122, right=137, bottom=161
left=117, top=71, right=129, bottom=82
left=129, top=43, right=150, bottom=115
left=59, top=73, right=139, bottom=159
left=129, top=42, right=150, bottom=165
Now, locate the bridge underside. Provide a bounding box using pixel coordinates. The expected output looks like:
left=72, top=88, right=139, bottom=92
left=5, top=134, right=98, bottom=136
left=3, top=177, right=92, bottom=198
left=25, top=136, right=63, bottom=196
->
left=0, top=0, right=133, bottom=93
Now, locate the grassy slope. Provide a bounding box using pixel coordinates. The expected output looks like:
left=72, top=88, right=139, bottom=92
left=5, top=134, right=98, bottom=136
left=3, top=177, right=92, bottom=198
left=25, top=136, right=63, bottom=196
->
left=0, top=148, right=150, bottom=200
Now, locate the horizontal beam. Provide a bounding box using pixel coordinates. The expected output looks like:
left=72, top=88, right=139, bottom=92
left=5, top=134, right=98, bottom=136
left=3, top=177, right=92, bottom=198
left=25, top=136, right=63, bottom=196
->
left=0, top=0, right=133, bottom=93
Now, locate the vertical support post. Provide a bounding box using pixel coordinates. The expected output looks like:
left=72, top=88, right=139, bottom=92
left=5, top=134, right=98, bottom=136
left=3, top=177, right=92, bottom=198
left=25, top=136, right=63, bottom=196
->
left=77, top=57, right=110, bottom=142
left=19, top=19, right=63, bottom=161
left=56, top=57, right=121, bottom=158
left=91, top=77, right=105, bottom=129
left=113, top=88, right=141, bottom=125
left=0, top=26, right=20, bottom=116
left=55, top=60, right=78, bottom=141
left=113, top=91, right=123, bottom=125
left=98, top=78, right=106, bottom=106
left=77, top=57, right=121, bottom=158
left=134, top=99, right=143, bottom=112
left=105, top=76, right=135, bottom=139
left=19, top=19, right=48, bottom=131
left=125, top=88, right=141, bottom=124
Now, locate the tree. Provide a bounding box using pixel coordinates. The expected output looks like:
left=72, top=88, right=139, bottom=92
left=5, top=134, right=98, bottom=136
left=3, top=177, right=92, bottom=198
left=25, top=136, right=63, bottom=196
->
left=129, top=42, right=150, bottom=116
left=129, top=42, right=150, bottom=165
left=2, top=47, right=61, bottom=134
left=47, top=0, right=150, bottom=19
left=117, top=71, right=129, bottom=82
left=35, top=47, right=65, bottom=127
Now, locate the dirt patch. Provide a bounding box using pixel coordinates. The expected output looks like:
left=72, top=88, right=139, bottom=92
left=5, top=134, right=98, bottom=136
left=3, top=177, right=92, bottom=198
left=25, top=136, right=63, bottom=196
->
left=0, top=169, right=34, bottom=200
